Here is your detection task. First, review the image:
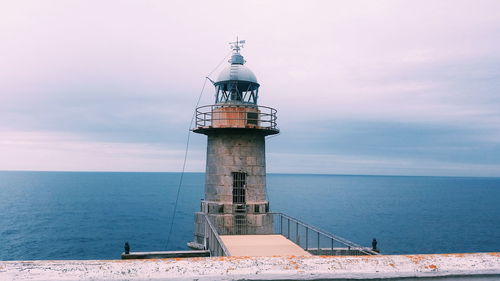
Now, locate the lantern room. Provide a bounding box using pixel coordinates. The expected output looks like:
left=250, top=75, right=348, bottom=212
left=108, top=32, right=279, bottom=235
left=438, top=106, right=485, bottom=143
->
left=214, top=42, right=259, bottom=105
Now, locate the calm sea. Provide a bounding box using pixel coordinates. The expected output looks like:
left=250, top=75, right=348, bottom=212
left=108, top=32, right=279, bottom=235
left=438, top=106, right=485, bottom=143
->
left=0, top=171, right=499, bottom=261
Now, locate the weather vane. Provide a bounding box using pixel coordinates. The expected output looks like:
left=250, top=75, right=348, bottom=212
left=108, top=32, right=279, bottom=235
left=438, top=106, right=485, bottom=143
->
left=229, top=36, right=245, bottom=53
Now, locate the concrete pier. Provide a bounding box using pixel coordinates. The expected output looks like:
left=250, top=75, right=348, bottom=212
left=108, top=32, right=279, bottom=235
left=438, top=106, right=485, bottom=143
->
left=1, top=253, right=499, bottom=281
left=121, top=250, right=210, bottom=259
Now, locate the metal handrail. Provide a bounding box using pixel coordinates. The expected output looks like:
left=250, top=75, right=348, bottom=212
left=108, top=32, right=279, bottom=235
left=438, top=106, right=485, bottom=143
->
left=203, top=214, right=231, bottom=256
left=195, top=104, right=278, bottom=130
left=269, top=212, right=379, bottom=255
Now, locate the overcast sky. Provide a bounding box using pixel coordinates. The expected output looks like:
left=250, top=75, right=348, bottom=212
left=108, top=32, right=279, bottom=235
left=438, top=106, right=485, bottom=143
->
left=1, top=0, right=499, bottom=176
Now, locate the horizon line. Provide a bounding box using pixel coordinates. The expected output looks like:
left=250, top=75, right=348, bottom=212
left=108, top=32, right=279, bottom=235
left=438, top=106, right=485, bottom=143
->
left=1, top=169, right=498, bottom=179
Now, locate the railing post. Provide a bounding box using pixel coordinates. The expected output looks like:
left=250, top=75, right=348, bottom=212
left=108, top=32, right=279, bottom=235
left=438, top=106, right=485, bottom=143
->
left=210, top=106, right=214, bottom=127
left=317, top=232, right=320, bottom=254
left=280, top=215, right=283, bottom=234
left=306, top=227, right=309, bottom=251
left=331, top=238, right=334, bottom=256
left=207, top=231, right=211, bottom=256
left=204, top=220, right=208, bottom=250
left=287, top=218, right=290, bottom=238
left=296, top=221, right=298, bottom=243
left=210, top=231, right=213, bottom=255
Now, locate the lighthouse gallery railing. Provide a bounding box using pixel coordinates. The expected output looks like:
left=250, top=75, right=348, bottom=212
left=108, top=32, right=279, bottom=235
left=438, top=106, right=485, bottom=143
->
left=202, top=213, right=231, bottom=257
left=195, top=104, right=278, bottom=130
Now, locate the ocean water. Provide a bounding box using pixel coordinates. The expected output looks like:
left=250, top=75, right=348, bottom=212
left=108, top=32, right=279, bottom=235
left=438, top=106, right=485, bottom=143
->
left=0, top=171, right=499, bottom=261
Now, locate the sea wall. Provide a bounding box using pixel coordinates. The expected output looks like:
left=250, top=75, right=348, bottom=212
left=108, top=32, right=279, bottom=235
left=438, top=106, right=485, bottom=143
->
left=1, top=253, right=499, bottom=281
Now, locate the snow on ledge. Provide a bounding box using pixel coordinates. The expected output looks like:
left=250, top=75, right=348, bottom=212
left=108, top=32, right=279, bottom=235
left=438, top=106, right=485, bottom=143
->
left=1, top=252, right=499, bottom=281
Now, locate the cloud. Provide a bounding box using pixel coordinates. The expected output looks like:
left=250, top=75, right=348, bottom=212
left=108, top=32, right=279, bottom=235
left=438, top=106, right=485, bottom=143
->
left=0, top=0, right=499, bottom=175
left=0, top=131, right=205, bottom=172
left=267, top=151, right=500, bottom=177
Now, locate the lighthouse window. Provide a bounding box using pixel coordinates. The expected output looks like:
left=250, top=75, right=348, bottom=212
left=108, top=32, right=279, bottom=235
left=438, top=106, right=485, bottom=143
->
left=247, top=112, right=258, bottom=125
left=232, top=172, right=246, bottom=204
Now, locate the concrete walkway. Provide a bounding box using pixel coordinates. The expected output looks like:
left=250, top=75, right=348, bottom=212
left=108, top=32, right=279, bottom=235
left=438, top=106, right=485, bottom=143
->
left=220, top=234, right=312, bottom=256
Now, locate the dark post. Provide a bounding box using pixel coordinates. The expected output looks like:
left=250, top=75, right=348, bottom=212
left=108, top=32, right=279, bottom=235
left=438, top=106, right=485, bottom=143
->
left=331, top=238, right=334, bottom=255
left=124, top=242, right=130, bottom=255
left=372, top=238, right=378, bottom=251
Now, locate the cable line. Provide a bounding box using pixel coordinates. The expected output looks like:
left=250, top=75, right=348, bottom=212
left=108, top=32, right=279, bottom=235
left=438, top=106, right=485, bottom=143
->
left=165, top=51, right=231, bottom=249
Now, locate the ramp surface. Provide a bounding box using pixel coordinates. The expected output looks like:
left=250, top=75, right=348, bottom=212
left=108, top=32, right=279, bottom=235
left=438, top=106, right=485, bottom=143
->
left=219, top=234, right=312, bottom=256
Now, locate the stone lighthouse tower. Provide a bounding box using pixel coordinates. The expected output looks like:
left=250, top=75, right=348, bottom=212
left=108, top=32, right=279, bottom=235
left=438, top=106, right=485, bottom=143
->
left=191, top=40, right=279, bottom=246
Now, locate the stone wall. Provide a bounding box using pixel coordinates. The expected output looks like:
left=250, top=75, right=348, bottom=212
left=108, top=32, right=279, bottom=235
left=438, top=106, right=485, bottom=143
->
left=2, top=253, right=499, bottom=280
left=204, top=131, right=267, bottom=204
left=190, top=130, right=273, bottom=243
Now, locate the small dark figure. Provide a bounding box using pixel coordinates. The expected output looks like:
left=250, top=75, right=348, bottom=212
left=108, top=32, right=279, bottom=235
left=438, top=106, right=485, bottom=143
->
left=124, top=242, right=130, bottom=255
left=372, top=238, right=377, bottom=250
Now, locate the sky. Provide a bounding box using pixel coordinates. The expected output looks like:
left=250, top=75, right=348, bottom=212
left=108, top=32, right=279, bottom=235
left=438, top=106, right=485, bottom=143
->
left=1, top=0, right=499, bottom=176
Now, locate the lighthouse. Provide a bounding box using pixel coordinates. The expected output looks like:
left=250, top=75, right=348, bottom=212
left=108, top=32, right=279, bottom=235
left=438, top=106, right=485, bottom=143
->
left=190, top=40, right=279, bottom=247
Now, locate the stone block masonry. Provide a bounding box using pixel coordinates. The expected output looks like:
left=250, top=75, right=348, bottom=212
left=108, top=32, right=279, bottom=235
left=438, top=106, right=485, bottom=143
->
left=204, top=131, right=267, bottom=203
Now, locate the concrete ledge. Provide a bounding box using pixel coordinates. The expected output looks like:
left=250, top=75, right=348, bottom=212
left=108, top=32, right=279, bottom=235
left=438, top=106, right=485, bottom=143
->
left=307, top=247, right=377, bottom=255
left=121, top=250, right=210, bottom=259
left=1, top=252, right=499, bottom=280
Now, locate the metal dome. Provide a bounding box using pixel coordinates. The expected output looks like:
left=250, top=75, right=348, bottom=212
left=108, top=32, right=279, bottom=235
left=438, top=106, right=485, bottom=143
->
left=216, top=64, right=258, bottom=84
left=212, top=39, right=260, bottom=105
